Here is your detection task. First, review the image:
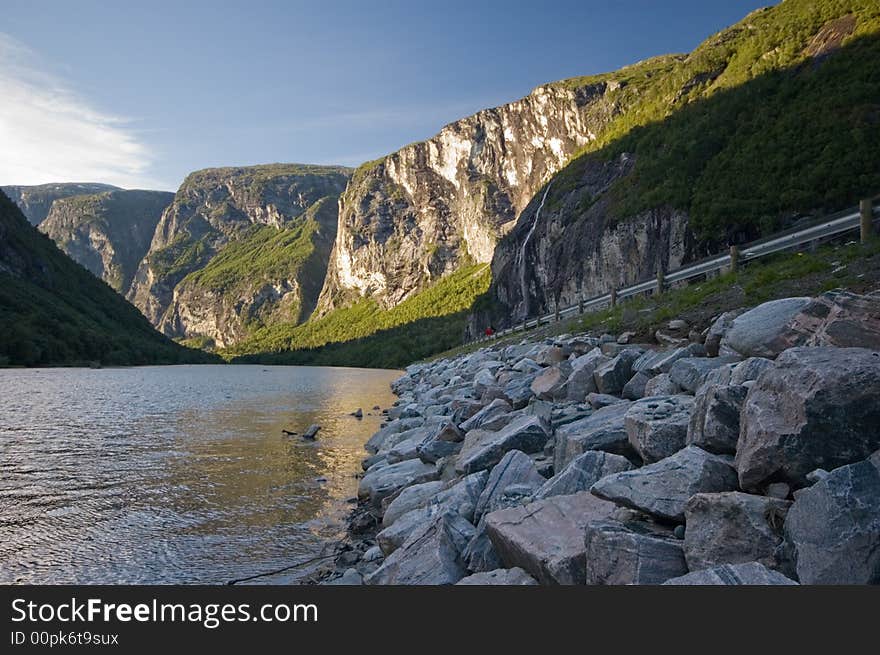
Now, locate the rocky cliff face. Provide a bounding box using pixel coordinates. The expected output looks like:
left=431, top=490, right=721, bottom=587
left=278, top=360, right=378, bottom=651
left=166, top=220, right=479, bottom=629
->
left=490, top=154, right=693, bottom=321
left=2, top=183, right=120, bottom=226
left=127, top=164, right=351, bottom=345
left=39, top=190, right=173, bottom=293
left=316, top=82, right=623, bottom=314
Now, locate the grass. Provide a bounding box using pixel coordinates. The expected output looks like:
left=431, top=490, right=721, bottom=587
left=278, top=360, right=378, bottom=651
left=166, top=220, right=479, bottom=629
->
left=222, top=264, right=491, bottom=365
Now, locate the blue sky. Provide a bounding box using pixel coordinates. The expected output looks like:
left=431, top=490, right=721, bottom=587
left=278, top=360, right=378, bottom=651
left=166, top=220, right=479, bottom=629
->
left=1, top=0, right=770, bottom=190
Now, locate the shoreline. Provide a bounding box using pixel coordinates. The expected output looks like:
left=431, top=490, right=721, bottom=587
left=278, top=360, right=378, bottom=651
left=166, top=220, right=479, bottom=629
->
left=313, top=287, right=880, bottom=585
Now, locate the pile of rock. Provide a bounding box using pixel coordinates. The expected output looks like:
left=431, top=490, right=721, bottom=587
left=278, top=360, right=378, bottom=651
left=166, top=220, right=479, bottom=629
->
left=324, top=289, right=880, bottom=585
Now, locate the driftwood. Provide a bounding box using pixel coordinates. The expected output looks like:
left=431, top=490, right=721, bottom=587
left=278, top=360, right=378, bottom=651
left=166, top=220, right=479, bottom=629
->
left=281, top=429, right=297, bottom=436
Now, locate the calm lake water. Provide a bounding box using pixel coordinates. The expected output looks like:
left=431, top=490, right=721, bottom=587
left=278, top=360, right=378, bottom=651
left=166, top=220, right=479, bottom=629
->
left=0, top=365, right=400, bottom=584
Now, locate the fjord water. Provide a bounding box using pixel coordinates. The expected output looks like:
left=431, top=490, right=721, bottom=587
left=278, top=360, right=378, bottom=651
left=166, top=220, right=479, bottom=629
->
left=0, top=365, right=400, bottom=584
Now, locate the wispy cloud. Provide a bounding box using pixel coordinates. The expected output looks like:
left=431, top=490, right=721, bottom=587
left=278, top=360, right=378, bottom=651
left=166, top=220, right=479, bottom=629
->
left=0, top=33, right=157, bottom=188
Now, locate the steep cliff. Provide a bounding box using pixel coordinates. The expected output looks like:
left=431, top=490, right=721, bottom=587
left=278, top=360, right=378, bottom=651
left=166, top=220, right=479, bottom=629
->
left=127, top=164, right=351, bottom=346
left=0, top=190, right=215, bottom=366
left=1, top=183, right=120, bottom=226
left=39, top=189, right=173, bottom=293
left=315, top=81, right=624, bottom=314
left=487, top=0, right=880, bottom=326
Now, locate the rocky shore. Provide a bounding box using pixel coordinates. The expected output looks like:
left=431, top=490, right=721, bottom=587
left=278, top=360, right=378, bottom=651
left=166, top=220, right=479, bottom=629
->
left=318, top=288, right=880, bottom=585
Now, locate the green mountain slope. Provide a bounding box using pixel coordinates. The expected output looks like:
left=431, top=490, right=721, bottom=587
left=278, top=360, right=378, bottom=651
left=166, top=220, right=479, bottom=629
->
left=487, top=0, right=880, bottom=324
left=0, top=190, right=218, bottom=367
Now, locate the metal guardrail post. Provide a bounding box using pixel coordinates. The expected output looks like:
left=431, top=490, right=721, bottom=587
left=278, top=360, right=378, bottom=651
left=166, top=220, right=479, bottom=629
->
left=729, top=245, right=739, bottom=273
left=554, top=301, right=560, bottom=322
left=861, top=198, right=873, bottom=243
left=578, top=295, right=584, bottom=314
left=610, top=288, right=617, bottom=308
left=656, top=269, right=665, bottom=295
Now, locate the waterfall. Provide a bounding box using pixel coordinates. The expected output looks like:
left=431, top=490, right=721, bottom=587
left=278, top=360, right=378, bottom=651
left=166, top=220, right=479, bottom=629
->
left=517, top=182, right=552, bottom=319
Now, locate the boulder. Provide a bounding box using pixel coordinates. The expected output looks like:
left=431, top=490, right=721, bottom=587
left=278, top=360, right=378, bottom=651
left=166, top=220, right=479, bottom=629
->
left=625, top=395, right=695, bottom=463
left=456, top=415, right=550, bottom=474
left=385, top=431, right=428, bottom=463
left=687, top=383, right=748, bottom=455
left=643, top=373, right=681, bottom=397
left=554, top=402, right=635, bottom=471
left=622, top=371, right=650, bottom=400
left=591, top=445, right=738, bottom=522
left=432, top=471, right=490, bottom=524
left=586, top=392, right=627, bottom=409
left=450, top=399, right=485, bottom=425
left=719, top=297, right=812, bottom=358
left=323, top=568, right=363, bottom=585
left=366, top=512, right=475, bottom=585
left=633, top=347, right=692, bottom=376
left=663, top=562, right=797, bottom=585
left=729, top=357, right=774, bottom=385
left=473, top=368, right=497, bottom=395
left=358, top=459, right=440, bottom=508
left=462, top=518, right=503, bottom=573
left=783, top=452, right=880, bottom=584
left=459, top=398, right=512, bottom=432
left=704, top=309, right=745, bottom=357
left=473, top=450, right=545, bottom=521
left=377, top=504, right=445, bottom=555
left=683, top=492, right=790, bottom=571
left=736, top=347, right=880, bottom=490
left=503, top=374, right=538, bottom=409
left=668, top=356, right=740, bottom=393
left=455, top=567, right=538, bottom=585
left=593, top=349, right=643, bottom=395
left=533, top=345, right=566, bottom=366
left=484, top=491, right=617, bottom=584
left=530, top=362, right=572, bottom=401
left=535, top=450, right=633, bottom=500
left=584, top=519, right=687, bottom=585
left=382, top=480, right=446, bottom=527
left=416, top=425, right=463, bottom=464
left=562, top=349, right=608, bottom=400
left=365, top=417, right=422, bottom=454
left=786, top=290, right=880, bottom=350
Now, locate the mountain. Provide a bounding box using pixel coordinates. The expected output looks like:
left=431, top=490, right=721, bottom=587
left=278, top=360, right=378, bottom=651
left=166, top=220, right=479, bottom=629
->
left=126, top=164, right=351, bottom=348
left=39, top=189, right=173, bottom=294
left=485, top=0, right=880, bottom=325
left=315, top=84, right=611, bottom=316
left=1, top=183, right=121, bottom=226
left=0, top=190, right=217, bottom=367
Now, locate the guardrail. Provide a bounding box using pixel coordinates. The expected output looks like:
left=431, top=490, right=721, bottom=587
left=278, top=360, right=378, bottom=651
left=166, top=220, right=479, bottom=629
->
left=494, top=197, right=878, bottom=338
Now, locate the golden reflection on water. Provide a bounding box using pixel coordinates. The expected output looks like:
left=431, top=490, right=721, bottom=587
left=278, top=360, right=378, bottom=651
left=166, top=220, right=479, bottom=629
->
left=0, top=365, right=400, bottom=584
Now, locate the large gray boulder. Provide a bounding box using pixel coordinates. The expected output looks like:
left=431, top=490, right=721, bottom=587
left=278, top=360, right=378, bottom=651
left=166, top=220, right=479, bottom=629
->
left=687, top=383, right=748, bottom=455
left=455, top=568, right=538, bottom=585
left=736, top=347, right=880, bottom=490
left=705, top=309, right=745, bottom=357
left=365, top=417, right=422, bottom=454
left=535, top=450, right=633, bottom=500
left=554, top=402, right=635, bottom=471
left=643, top=373, right=682, bottom=396
left=594, top=349, right=643, bottom=395
left=591, top=446, right=738, bottom=522
left=783, top=452, right=880, bottom=584
left=484, top=491, right=617, bottom=584
left=358, top=458, right=439, bottom=508
left=562, top=349, right=608, bottom=400
left=530, top=362, right=572, bottom=401
left=473, top=450, right=545, bottom=521
left=456, top=415, right=550, bottom=474
left=633, top=346, right=694, bottom=376
left=503, top=373, right=538, bottom=409
left=625, top=395, right=695, bottom=463
left=459, top=398, right=512, bottom=432
left=416, top=422, right=463, bottom=463
left=462, top=517, right=503, bottom=573
left=382, top=480, right=446, bottom=527
left=663, top=562, right=797, bottom=585
left=584, top=519, right=687, bottom=585
left=377, top=504, right=445, bottom=555
left=777, top=290, right=880, bottom=351
left=668, top=356, right=740, bottom=393
left=684, top=492, right=790, bottom=572
left=719, top=297, right=812, bottom=358
left=621, top=371, right=651, bottom=400
left=366, top=512, right=475, bottom=585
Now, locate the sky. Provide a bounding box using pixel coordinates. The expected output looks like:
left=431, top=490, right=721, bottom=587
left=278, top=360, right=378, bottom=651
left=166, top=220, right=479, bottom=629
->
left=0, top=0, right=771, bottom=191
